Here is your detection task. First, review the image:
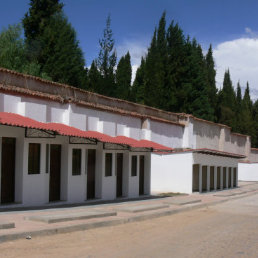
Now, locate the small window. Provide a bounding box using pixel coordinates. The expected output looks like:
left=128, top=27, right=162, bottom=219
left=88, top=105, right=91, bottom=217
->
left=72, top=149, right=81, bottom=175
left=131, top=155, right=137, bottom=176
left=105, top=153, right=112, bottom=177
left=46, top=144, right=49, bottom=173
left=28, top=143, right=41, bottom=174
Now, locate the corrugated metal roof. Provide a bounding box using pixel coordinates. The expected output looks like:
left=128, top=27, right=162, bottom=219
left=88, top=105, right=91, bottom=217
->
left=0, top=112, right=49, bottom=130
left=0, top=112, right=173, bottom=152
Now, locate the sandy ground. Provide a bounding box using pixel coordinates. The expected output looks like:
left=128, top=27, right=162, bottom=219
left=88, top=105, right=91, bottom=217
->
left=1, top=194, right=258, bottom=258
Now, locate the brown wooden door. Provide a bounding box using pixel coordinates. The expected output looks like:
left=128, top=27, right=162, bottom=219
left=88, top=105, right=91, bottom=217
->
left=210, top=167, right=214, bottom=190
left=116, top=153, right=123, bottom=197
left=49, top=145, right=61, bottom=202
left=1, top=137, right=16, bottom=204
left=87, top=149, right=96, bottom=199
left=139, top=155, right=145, bottom=195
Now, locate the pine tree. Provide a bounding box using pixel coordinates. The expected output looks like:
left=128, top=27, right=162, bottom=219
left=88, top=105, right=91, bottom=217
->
left=22, top=0, right=87, bottom=88
left=205, top=44, right=217, bottom=121
left=116, top=52, right=132, bottom=100
left=0, top=24, right=50, bottom=79
left=22, top=0, right=63, bottom=62
left=217, top=70, right=237, bottom=129
left=144, top=12, right=167, bottom=109
left=96, top=15, right=117, bottom=96
left=131, top=57, right=145, bottom=103
left=87, top=60, right=101, bottom=92
left=241, top=82, right=254, bottom=136
left=166, top=21, right=186, bottom=112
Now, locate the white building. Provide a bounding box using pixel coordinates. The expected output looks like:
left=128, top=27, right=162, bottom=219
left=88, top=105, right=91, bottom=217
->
left=0, top=67, right=253, bottom=206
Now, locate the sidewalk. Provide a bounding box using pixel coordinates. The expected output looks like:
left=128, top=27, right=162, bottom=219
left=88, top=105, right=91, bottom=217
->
left=0, top=181, right=257, bottom=243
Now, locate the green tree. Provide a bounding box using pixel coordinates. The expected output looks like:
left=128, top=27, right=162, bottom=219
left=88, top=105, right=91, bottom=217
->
left=144, top=12, right=167, bottom=109
left=87, top=60, right=101, bottom=92
left=205, top=44, right=217, bottom=121
left=217, top=70, right=236, bottom=129
left=38, top=12, right=86, bottom=86
left=131, top=58, right=145, bottom=103
left=116, top=52, right=132, bottom=100
left=0, top=24, right=50, bottom=79
left=241, top=82, right=254, bottom=136
left=22, top=0, right=86, bottom=87
left=96, top=15, right=116, bottom=96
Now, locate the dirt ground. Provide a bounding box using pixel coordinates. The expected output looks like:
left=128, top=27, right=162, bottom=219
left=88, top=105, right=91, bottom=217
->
left=1, top=194, right=258, bottom=258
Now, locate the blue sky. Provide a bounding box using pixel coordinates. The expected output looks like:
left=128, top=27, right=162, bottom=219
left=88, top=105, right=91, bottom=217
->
left=1, top=0, right=258, bottom=97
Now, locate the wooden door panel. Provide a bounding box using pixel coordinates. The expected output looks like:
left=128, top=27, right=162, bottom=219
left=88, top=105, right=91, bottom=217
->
left=49, top=145, right=61, bottom=202
left=87, top=149, right=96, bottom=199
left=116, top=153, right=123, bottom=197
left=139, top=156, right=144, bottom=195
left=1, top=137, right=16, bottom=203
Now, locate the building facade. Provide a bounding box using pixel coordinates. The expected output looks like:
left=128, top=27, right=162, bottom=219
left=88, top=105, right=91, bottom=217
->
left=0, top=68, right=254, bottom=206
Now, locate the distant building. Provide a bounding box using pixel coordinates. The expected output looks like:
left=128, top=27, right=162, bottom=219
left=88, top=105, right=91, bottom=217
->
left=0, top=68, right=253, bottom=207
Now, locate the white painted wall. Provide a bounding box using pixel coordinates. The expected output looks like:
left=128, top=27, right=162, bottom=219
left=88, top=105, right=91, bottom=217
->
left=151, top=152, right=193, bottom=194
left=239, top=163, right=258, bottom=181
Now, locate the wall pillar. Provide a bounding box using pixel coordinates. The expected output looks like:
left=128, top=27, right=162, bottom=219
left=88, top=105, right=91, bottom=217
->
left=226, top=167, right=229, bottom=189
left=199, top=165, right=202, bottom=193
left=214, top=166, right=217, bottom=190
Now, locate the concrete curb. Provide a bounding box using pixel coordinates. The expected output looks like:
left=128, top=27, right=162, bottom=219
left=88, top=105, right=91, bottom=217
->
left=0, top=190, right=257, bottom=244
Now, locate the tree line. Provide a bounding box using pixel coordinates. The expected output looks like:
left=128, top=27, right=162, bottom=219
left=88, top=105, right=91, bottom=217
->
left=0, top=0, right=258, bottom=146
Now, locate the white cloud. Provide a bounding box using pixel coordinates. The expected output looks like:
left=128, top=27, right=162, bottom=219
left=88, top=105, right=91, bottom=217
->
left=214, top=30, right=258, bottom=100
left=116, top=39, right=148, bottom=82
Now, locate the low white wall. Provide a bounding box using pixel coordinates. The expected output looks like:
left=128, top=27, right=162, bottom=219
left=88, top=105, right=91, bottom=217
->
left=239, top=163, right=258, bottom=181
left=151, top=152, right=193, bottom=194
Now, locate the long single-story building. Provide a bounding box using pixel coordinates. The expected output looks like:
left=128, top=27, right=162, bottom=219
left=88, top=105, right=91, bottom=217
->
left=0, top=67, right=254, bottom=206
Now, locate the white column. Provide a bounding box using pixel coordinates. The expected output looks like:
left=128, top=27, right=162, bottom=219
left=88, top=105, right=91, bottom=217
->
left=214, top=166, right=217, bottom=190
left=207, top=166, right=210, bottom=192
left=199, top=165, right=202, bottom=193
left=226, top=167, right=229, bottom=189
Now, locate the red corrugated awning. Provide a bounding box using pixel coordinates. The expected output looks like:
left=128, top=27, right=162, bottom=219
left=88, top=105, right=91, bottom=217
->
left=137, top=139, right=173, bottom=151
left=0, top=112, right=49, bottom=130
left=113, top=136, right=173, bottom=151
left=0, top=112, right=173, bottom=152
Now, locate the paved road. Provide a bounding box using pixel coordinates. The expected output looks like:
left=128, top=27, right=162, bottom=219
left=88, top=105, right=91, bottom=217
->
left=2, top=193, right=258, bottom=258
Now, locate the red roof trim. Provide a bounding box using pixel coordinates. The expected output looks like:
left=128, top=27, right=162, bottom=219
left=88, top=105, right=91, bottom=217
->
left=0, top=112, right=173, bottom=151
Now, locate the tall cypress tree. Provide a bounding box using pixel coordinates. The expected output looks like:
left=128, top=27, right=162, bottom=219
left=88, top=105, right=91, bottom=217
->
left=217, top=70, right=237, bottom=129
left=144, top=12, right=167, bottom=109
left=22, top=0, right=87, bottom=88
left=116, top=51, right=132, bottom=100
left=87, top=60, right=101, bottom=92
left=166, top=21, right=186, bottom=112
left=96, top=15, right=116, bottom=96
left=205, top=44, right=217, bottom=121
left=241, top=82, right=254, bottom=136
left=131, top=57, right=146, bottom=103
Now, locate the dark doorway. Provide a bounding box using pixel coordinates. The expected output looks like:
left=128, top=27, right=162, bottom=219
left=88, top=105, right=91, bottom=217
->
left=223, top=167, right=227, bottom=188
left=228, top=168, right=232, bottom=188
left=202, top=166, right=207, bottom=191
left=116, top=153, right=123, bottom=197
left=87, top=149, right=96, bottom=199
left=210, top=166, right=214, bottom=190
left=233, top=168, right=237, bottom=187
left=192, top=164, right=199, bottom=192
left=217, top=167, right=221, bottom=189
left=1, top=137, right=16, bottom=204
left=49, top=144, right=61, bottom=202
left=139, top=155, right=145, bottom=195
